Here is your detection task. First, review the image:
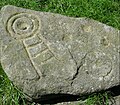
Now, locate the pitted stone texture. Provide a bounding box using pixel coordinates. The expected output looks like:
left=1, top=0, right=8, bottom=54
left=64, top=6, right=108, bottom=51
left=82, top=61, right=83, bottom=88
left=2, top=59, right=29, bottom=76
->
left=0, top=5, right=120, bottom=101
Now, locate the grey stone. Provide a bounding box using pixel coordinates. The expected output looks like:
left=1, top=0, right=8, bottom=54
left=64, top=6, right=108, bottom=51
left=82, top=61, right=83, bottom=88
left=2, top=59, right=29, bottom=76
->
left=53, top=101, right=84, bottom=105
left=0, top=5, right=120, bottom=102
left=113, top=95, right=120, bottom=105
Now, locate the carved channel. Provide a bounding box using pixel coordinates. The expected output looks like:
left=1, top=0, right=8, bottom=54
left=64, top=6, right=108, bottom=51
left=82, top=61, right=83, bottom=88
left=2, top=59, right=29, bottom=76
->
left=6, top=13, right=41, bottom=39
left=6, top=12, right=56, bottom=78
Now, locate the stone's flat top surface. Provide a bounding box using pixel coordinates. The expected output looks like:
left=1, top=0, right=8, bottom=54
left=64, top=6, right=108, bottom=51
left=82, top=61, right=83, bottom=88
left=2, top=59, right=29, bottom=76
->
left=0, top=5, right=120, bottom=102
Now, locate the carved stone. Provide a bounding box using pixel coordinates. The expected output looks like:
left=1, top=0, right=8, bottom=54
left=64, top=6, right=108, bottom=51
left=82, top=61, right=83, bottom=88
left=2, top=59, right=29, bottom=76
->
left=0, top=5, right=120, bottom=102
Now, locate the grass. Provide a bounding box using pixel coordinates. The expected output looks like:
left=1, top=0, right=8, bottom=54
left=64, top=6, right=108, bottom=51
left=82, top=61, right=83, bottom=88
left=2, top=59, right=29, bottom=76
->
left=0, top=0, right=120, bottom=105
left=0, top=0, right=120, bottom=29
left=84, top=92, right=114, bottom=105
left=0, top=65, right=26, bottom=105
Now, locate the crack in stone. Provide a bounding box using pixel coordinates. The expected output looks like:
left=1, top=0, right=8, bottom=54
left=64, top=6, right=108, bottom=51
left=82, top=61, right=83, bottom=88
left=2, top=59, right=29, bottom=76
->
left=73, top=53, right=87, bottom=81
left=67, top=48, right=78, bottom=67
left=67, top=48, right=88, bottom=82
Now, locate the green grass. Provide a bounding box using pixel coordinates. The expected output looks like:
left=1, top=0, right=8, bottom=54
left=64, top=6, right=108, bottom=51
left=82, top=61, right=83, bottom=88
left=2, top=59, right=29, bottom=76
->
left=84, top=92, right=114, bottom=105
left=0, top=0, right=120, bottom=29
left=0, top=65, right=26, bottom=105
left=0, top=0, right=120, bottom=105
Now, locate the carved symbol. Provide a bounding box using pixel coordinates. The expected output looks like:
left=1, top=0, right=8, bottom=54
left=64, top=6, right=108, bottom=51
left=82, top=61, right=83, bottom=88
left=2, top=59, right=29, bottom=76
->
left=6, top=13, right=41, bottom=39
left=24, top=36, right=54, bottom=65
left=6, top=12, right=55, bottom=78
left=22, top=35, right=55, bottom=78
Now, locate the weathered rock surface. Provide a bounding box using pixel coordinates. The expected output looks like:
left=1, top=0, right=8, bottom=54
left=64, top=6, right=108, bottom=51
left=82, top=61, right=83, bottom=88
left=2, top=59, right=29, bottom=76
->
left=113, top=95, right=120, bottom=105
left=0, top=5, right=120, bottom=102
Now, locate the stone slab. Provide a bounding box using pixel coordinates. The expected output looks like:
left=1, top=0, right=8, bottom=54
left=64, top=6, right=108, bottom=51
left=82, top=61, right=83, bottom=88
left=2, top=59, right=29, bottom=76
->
left=0, top=5, right=120, bottom=102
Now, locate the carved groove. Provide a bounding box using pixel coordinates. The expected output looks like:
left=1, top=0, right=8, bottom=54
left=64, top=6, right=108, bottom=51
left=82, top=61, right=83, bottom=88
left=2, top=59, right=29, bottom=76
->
left=41, top=56, right=55, bottom=64
left=32, top=48, right=48, bottom=58
left=41, top=54, right=54, bottom=63
left=27, top=42, right=48, bottom=58
left=31, top=48, right=54, bottom=65
left=6, top=13, right=41, bottom=39
left=22, top=41, right=41, bottom=79
left=33, top=49, right=54, bottom=61
left=6, top=12, right=56, bottom=79
left=24, top=35, right=42, bottom=47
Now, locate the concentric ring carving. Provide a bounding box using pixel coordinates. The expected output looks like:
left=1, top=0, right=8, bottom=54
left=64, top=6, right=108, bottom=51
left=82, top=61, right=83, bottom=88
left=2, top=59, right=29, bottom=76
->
left=6, top=13, right=41, bottom=39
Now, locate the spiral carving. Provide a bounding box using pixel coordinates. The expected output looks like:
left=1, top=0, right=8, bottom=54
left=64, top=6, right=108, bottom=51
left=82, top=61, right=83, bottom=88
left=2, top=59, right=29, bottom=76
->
left=7, top=13, right=41, bottom=39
